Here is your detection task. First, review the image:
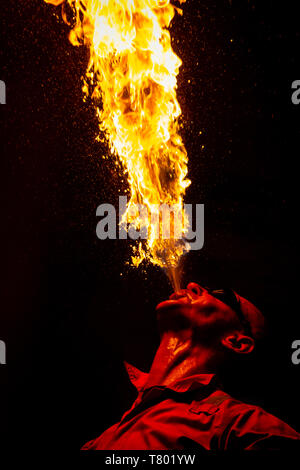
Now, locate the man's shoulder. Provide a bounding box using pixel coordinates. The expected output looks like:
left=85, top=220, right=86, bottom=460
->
left=195, top=388, right=300, bottom=448
left=201, top=388, right=293, bottom=423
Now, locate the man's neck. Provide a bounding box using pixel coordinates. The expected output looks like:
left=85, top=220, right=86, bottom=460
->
left=144, top=331, right=217, bottom=390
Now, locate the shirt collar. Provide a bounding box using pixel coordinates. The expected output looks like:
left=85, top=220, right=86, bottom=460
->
left=123, top=360, right=217, bottom=395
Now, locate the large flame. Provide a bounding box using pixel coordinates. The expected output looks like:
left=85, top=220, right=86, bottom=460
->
left=45, top=0, right=191, bottom=268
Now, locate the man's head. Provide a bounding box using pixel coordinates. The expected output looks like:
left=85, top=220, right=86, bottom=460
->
left=156, top=283, right=265, bottom=357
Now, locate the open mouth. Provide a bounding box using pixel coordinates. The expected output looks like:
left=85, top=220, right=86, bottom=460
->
left=156, top=290, right=194, bottom=311
left=169, top=290, right=188, bottom=300
left=169, top=289, right=200, bottom=302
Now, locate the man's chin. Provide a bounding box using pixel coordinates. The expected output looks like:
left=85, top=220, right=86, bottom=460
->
left=156, top=300, right=192, bottom=332
left=155, top=299, right=184, bottom=312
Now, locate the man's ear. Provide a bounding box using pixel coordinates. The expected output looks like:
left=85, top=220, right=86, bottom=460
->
left=221, top=332, right=255, bottom=354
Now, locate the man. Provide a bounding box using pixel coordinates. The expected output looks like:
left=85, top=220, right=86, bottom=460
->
left=82, top=283, right=300, bottom=450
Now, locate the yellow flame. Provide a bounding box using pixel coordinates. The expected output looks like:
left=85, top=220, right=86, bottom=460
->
left=45, top=0, right=191, bottom=268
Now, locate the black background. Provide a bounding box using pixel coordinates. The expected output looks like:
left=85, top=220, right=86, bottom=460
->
left=0, top=0, right=299, bottom=451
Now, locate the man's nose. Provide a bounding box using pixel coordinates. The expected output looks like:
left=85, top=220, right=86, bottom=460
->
left=186, top=283, right=205, bottom=296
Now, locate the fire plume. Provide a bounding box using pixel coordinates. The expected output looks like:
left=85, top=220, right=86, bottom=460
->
left=45, top=0, right=191, bottom=269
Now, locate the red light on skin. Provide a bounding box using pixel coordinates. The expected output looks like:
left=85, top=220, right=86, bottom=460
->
left=156, top=283, right=207, bottom=312
left=156, top=291, right=193, bottom=311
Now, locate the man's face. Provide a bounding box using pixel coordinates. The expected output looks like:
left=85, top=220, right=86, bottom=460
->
left=156, top=282, right=239, bottom=340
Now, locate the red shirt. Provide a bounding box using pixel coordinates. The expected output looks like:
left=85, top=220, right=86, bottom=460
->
left=82, top=362, right=300, bottom=450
